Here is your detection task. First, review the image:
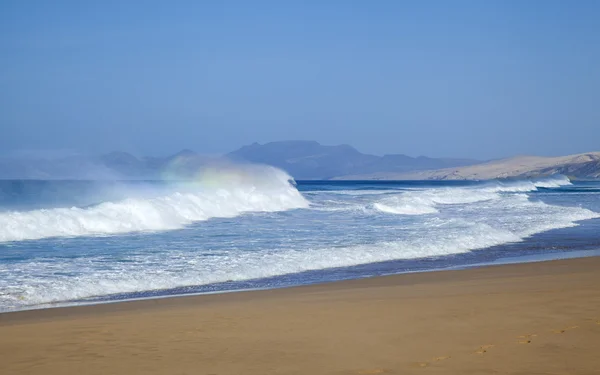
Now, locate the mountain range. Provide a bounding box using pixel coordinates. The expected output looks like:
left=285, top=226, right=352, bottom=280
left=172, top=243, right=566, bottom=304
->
left=1, top=141, right=598, bottom=180
left=226, top=141, right=477, bottom=179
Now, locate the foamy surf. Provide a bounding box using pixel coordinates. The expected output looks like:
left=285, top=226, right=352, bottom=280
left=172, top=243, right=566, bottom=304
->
left=372, top=177, right=574, bottom=216
left=0, top=165, right=308, bottom=242
left=1, top=176, right=598, bottom=312
left=4, top=201, right=598, bottom=309
left=373, top=188, right=499, bottom=215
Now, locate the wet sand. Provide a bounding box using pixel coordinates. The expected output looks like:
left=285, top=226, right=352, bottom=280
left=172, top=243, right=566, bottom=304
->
left=1, top=257, right=599, bottom=375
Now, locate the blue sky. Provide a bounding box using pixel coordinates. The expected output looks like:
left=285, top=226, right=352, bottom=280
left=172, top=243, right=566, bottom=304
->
left=1, top=0, right=599, bottom=159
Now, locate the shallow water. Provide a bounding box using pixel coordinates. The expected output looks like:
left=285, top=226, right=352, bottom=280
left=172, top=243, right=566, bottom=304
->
left=1, top=168, right=599, bottom=312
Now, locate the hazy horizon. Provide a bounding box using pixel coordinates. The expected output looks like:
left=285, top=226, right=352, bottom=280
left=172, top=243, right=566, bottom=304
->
left=2, top=139, right=599, bottom=162
left=2, top=1, right=599, bottom=159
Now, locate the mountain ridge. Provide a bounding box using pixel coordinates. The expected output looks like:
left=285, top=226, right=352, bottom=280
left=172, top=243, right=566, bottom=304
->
left=226, top=141, right=478, bottom=179
left=1, top=141, right=598, bottom=180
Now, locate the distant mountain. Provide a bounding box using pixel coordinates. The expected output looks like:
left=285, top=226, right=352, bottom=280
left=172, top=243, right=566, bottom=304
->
left=338, top=152, right=600, bottom=180
left=226, top=141, right=479, bottom=179
left=99, top=152, right=152, bottom=178
left=227, top=141, right=378, bottom=179
left=3, top=142, right=597, bottom=180
left=0, top=141, right=481, bottom=180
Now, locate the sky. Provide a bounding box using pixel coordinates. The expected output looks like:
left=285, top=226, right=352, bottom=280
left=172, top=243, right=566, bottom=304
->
left=1, top=1, right=599, bottom=159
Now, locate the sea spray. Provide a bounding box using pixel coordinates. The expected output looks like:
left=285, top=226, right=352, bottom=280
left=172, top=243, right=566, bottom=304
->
left=0, top=165, right=308, bottom=242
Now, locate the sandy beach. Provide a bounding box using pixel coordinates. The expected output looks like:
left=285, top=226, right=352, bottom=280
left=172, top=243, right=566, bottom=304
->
left=1, top=257, right=599, bottom=375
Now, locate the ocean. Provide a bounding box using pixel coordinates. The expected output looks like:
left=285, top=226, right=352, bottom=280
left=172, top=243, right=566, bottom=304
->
left=1, top=165, right=599, bottom=312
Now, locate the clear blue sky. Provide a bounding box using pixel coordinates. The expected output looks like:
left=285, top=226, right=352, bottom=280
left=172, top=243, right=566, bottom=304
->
left=1, top=0, right=599, bottom=159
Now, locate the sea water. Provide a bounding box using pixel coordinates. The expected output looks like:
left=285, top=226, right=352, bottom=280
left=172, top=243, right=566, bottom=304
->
left=1, top=165, right=599, bottom=312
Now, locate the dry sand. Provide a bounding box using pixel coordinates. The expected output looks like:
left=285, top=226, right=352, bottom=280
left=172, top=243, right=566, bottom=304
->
left=1, top=257, right=599, bottom=375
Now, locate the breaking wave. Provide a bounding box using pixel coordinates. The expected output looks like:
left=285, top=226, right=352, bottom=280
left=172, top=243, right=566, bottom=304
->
left=373, top=176, right=573, bottom=216
left=2, top=174, right=598, bottom=312
left=0, top=166, right=308, bottom=242
left=5, top=200, right=598, bottom=309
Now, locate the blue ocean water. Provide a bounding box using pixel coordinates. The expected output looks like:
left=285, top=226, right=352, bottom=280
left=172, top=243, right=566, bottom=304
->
left=1, top=166, right=599, bottom=312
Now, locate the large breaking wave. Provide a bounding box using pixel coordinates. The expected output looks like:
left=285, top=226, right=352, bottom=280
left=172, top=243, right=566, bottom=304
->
left=0, top=165, right=308, bottom=242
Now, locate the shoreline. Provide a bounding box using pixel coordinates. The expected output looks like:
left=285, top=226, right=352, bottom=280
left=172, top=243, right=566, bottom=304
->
left=1, top=256, right=599, bottom=374
left=0, top=249, right=600, bottom=322
left=4, top=247, right=600, bottom=316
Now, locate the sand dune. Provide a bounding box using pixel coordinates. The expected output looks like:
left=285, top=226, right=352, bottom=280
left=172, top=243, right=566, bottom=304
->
left=338, top=151, right=600, bottom=180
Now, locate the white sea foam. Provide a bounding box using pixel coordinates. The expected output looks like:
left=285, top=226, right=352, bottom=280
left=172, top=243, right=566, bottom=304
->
left=1, top=220, right=516, bottom=308
left=373, top=188, right=499, bottom=215
left=1, top=175, right=597, bottom=312
left=373, top=201, right=439, bottom=215
left=533, top=175, right=573, bottom=188
left=3, top=191, right=598, bottom=311
left=485, top=175, right=572, bottom=192
left=0, top=166, right=308, bottom=242
left=373, top=176, right=573, bottom=216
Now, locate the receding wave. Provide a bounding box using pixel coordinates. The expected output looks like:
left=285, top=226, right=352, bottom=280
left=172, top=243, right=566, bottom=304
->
left=0, top=166, right=308, bottom=242
left=4, top=199, right=598, bottom=309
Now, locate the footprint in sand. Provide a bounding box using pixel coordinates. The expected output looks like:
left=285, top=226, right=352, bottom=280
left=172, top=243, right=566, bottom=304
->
left=474, top=345, right=494, bottom=354
left=517, top=333, right=537, bottom=344
left=552, top=326, right=579, bottom=334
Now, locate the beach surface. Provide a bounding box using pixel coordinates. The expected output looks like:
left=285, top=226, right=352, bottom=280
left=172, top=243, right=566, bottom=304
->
left=1, top=257, right=599, bottom=375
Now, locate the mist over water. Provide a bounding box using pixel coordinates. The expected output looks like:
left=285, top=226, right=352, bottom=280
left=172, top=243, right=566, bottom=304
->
left=0, top=165, right=308, bottom=242
left=0, top=169, right=598, bottom=312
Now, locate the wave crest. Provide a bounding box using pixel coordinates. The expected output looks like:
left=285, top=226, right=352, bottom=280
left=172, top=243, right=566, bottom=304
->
left=373, top=176, right=573, bottom=216
left=0, top=165, right=308, bottom=242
